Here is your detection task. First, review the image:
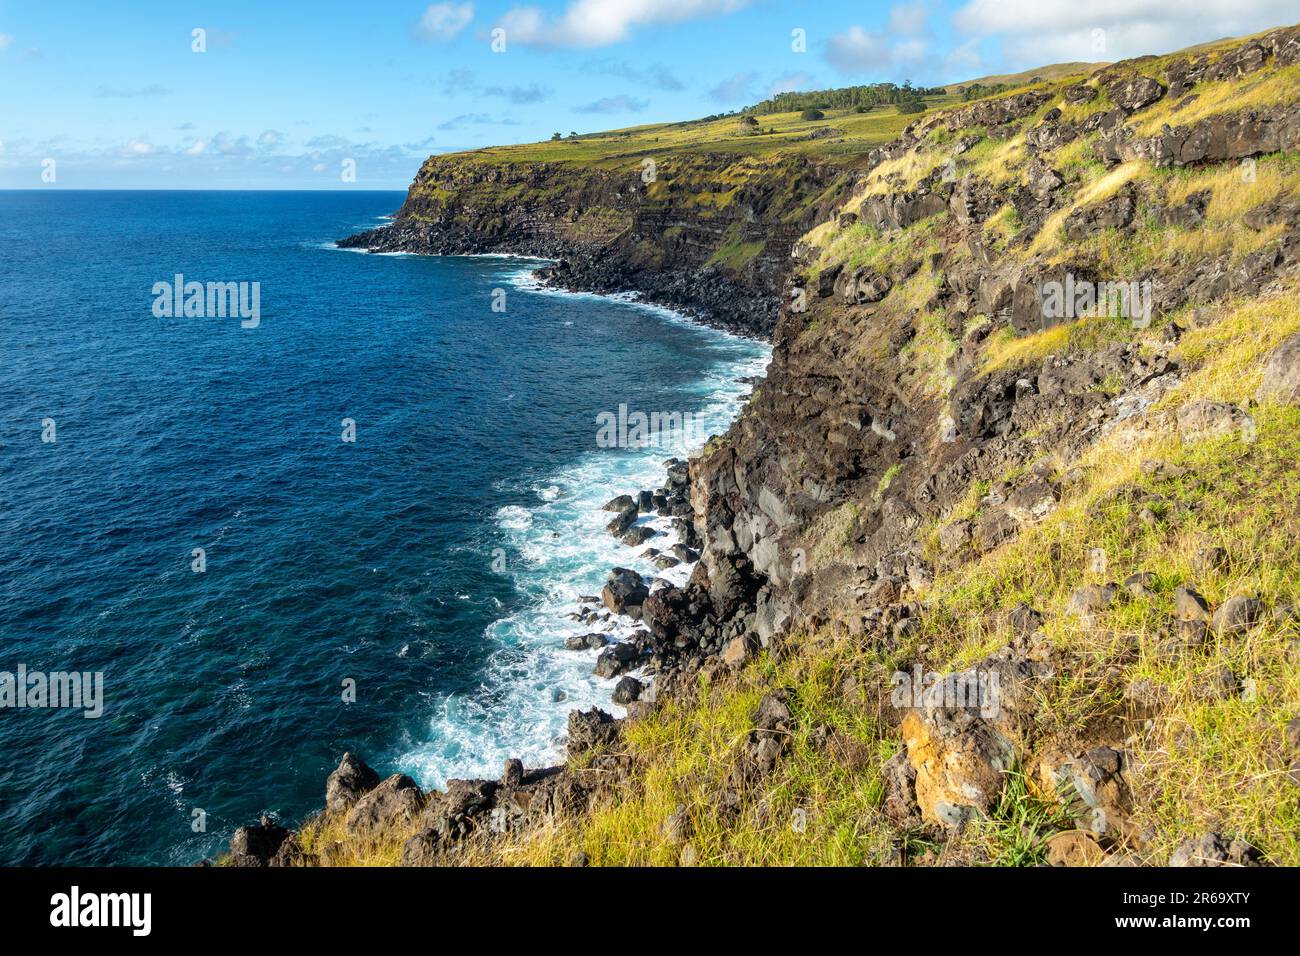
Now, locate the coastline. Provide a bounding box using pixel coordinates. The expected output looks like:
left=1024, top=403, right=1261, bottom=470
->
left=335, top=224, right=781, bottom=340
left=323, top=233, right=770, bottom=801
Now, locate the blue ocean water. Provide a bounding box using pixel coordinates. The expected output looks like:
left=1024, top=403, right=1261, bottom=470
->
left=0, top=190, right=768, bottom=865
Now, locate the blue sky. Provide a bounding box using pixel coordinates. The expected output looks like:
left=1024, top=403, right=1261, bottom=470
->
left=1, top=0, right=1294, bottom=188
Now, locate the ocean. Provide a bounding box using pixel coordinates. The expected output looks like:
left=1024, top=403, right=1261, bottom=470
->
left=0, top=189, right=769, bottom=865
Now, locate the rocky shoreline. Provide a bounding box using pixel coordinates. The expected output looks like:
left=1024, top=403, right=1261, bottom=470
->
left=223, top=451, right=745, bottom=867
left=221, top=232, right=769, bottom=865
left=337, top=221, right=780, bottom=339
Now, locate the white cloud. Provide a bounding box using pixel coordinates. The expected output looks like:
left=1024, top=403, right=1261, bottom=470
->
left=943, top=37, right=985, bottom=77
left=890, top=2, right=930, bottom=37
left=708, top=71, right=759, bottom=103
left=416, top=3, right=474, bottom=41
left=952, top=0, right=1297, bottom=64
left=498, top=0, right=750, bottom=49
left=825, top=1, right=942, bottom=78
left=126, top=140, right=155, bottom=155
left=0, top=33, right=14, bottom=51
left=185, top=139, right=207, bottom=156
left=575, top=94, right=649, bottom=113
left=257, top=129, right=284, bottom=149
left=826, top=26, right=894, bottom=75
left=768, top=71, right=816, bottom=96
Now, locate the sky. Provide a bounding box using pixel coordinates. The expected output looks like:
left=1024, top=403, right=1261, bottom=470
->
left=1, top=0, right=1295, bottom=188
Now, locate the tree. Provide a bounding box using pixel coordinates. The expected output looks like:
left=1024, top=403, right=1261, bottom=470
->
left=800, top=108, right=824, bottom=121
left=551, top=132, right=561, bottom=140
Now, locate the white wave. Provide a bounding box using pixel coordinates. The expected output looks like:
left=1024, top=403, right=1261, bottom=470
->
left=392, top=262, right=770, bottom=790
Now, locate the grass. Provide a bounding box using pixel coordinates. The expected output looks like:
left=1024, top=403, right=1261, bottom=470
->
left=507, top=637, right=899, bottom=866
left=1131, top=62, right=1300, bottom=136
left=970, top=769, right=1075, bottom=866
left=915, top=278, right=1300, bottom=862
left=984, top=310, right=1136, bottom=375
left=808, top=501, right=861, bottom=567
left=452, top=101, right=961, bottom=170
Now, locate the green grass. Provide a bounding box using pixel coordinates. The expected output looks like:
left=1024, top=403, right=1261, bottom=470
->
left=458, top=101, right=963, bottom=169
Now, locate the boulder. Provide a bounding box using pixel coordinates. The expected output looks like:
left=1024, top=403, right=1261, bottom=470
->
left=502, top=759, right=524, bottom=788
left=1041, top=745, right=1137, bottom=841
left=324, top=752, right=381, bottom=813
left=669, top=544, right=700, bottom=563
left=1211, top=595, right=1264, bottom=635
left=721, top=635, right=750, bottom=667
left=1025, top=160, right=1064, bottom=202
left=1067, top=584, right=1117, bottom=620
left=901, top=707, right=1014, bottom=829
left=611, top=676, right=643, bottom=705
left=594, top=641, right=639, bottom=678
left=938, top=519, right=972, bottom=554
left=602, top=494, right=636, bottom=512
left=1169, top=832, right=1264, bottom=867
left=1256, top=333, right=1300, bottom=405
left=567, top=708, right=621, bottom=759
left=1064, top=189, right=1135, bottom=240
left=1176, top=399, right=1254, bottom=442
left=1005, top=476, right=1058, bottom=524
left=1106, top=74, right=1166, bottom=112
left=1062, top=83, right=1098, bottom=105
left=440, top=778, right=497, bottom=818
left=345, top=774, right=425, bottom=836
left=1124, top=571, right=1157, bottom=598
left=880, top=751, right=922, bottom=826
left=1046, top=831, right=1106, bottom=866
left=621, top=525, right=658, bottom=547
left=605, top=505, right=638, bottom=536
left=565, top=632, right=609, bottom=651
left=1005, top=603, right=1044, bottom=637
left=228, top=815, right=290, bottom=867
left=834, top=265, right=893, bottom=304
left=1173, top=586, right=1210, bottom=622
left=601, top=567, right=649, bottom=617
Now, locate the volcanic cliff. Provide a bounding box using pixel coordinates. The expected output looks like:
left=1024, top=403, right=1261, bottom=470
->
left=232, top=24, right=1300, bottom=867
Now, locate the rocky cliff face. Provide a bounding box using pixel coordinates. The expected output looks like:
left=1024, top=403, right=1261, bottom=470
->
left=251, top=26, right=1300, bottom=867
left=339, top=152, right=851, bottom=337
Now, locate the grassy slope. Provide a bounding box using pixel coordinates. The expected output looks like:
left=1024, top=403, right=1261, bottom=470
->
left=442, top=98, right=961, bottom=169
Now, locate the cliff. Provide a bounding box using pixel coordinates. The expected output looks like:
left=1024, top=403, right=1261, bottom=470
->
left=339, top=151, right=852, bottom=337
left=232, top=24, right=1300, bottom=867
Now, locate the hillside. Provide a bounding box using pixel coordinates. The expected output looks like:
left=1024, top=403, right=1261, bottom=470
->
left=237, top=24, right=1300, bottom=868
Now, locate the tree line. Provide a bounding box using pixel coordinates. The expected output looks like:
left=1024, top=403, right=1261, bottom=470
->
left=745, top=80, right=945, bottom=116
